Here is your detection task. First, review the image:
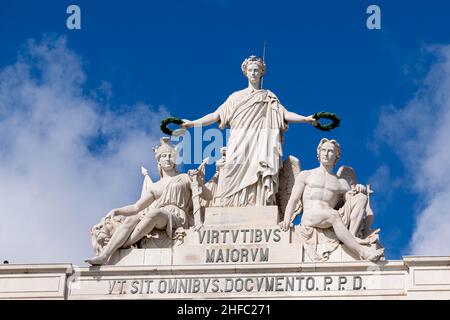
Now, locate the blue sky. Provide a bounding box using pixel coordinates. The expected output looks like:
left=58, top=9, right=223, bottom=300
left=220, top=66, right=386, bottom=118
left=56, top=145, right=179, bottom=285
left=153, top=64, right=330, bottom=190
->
left=1, top=0, right=450, bottom=263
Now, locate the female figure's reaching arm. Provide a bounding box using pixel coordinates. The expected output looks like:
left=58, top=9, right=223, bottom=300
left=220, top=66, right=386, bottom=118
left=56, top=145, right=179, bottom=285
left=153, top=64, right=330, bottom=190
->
left=108, top=191, right=156, bottom=218
left=182, top=110, right=220, bottom=129
left=284, top=110, right=317, bottom=124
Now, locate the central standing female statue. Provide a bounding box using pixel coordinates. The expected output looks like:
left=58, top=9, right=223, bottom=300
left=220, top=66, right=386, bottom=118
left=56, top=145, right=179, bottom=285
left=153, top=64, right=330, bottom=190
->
left=182, top=56, right=317, bottom=207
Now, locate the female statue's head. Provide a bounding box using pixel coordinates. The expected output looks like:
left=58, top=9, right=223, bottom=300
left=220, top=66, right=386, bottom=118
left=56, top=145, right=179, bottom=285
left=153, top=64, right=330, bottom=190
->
left=153, top=137, right=179, bottom=177
left=241, top=55, right=266, bottom=84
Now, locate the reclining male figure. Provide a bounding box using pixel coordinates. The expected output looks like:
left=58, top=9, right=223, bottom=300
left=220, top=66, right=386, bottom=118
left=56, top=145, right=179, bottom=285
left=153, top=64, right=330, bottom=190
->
left=279, top=138, right=384, bottom=262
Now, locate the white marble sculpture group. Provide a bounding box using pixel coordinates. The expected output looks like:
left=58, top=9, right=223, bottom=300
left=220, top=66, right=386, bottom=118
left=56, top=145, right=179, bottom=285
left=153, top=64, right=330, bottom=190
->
left=86, top=55, right=384, bottom=265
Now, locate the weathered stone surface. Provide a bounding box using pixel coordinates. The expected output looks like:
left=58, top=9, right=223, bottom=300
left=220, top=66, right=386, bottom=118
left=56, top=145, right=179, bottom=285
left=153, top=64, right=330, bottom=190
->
left=0, top=264, right=72, bottom=300
left=204, top=206, right=279, bottom=226
left=2, top=257, right=450, bottom=299
left=108, top=248, right=172, bottom=266
left=107, top=224, right=301, bottom=266
left=54, top=256, right=450, bottom=299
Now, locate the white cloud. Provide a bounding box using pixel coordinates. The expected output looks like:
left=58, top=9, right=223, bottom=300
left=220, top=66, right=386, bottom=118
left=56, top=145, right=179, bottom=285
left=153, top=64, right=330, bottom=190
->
left=374, top=45, right=450, bottom=256
left=0, top=36, right=169, bottom=264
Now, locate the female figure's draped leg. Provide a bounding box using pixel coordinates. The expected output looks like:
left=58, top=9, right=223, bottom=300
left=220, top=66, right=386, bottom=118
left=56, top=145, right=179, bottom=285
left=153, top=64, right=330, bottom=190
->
left=256, top=174, right=277, bottom=206
left=123, top=209, right=170, bottom=247
left=219, top=183, right=253, bottom=207
left=218, top=177, right=277, bottom=207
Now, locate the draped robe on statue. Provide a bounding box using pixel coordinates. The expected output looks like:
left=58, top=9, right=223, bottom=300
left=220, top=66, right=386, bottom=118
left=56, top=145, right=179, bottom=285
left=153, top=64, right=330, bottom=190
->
left=147, top=174, right=193, bottom=237
left=215, top=88, right=288, bottom=207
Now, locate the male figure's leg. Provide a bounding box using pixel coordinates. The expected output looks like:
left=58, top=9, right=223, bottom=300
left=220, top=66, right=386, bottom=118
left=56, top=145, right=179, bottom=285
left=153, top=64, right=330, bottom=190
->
left=348, top=193, right=368, bottom=236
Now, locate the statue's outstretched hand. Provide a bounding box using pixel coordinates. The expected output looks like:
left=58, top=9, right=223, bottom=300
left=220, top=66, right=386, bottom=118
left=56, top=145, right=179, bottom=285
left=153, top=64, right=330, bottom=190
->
left=181, top=120, right=194, bottom=129
left=188, top=169, right=199, bottom=176
left=278, top=220, right=291, bottom=232
left=352, top=184, right=367, bottom=194
left=106, top=209, right=118, bottom=219
left=192, top=223, right=204, bottom=232
left=307, top=115, right=318, bottom=126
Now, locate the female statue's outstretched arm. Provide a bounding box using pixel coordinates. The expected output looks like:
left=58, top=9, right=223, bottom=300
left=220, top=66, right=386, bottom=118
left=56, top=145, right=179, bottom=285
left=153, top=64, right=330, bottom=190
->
left=182, top=110, right=220, bottom=129
left=284, top=110, right=316, bottom=124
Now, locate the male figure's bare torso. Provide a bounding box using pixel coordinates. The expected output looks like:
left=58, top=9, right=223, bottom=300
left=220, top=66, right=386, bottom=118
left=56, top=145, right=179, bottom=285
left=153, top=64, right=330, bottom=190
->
left=300, top=167, right=350, bottom=228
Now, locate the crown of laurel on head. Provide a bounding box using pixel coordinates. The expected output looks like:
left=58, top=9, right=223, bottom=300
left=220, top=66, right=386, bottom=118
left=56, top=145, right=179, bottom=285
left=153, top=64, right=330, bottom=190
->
left=153, top=137, right=178, bottom=161
left=153, top=137, right=179, bottom=177
left=241, top=55, right=266, bottom=77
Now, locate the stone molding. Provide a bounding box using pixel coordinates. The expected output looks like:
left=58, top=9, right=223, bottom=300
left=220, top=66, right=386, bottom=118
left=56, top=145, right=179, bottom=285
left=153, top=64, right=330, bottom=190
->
left=1, top=257, right=450, bottom=299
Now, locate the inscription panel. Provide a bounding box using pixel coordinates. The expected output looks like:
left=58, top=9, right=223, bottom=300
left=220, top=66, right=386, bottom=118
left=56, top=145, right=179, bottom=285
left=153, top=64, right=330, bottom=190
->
left=173, top=226, right=301, bottom=265
left=69, top=271, right=406, bottom=299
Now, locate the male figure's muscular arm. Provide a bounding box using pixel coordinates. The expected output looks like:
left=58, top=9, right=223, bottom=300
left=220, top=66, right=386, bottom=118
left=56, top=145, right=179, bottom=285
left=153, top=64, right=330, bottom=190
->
left=279, top=171, right=308, bottom=231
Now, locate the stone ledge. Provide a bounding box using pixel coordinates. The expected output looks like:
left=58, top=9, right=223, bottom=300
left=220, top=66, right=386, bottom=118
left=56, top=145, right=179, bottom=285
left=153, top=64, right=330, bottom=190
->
left=77, top=260, right=404, bottom=276
left=403, top=256, right=450, bottom=266
left=0, top=264, right=72, bottom=300
left=0, top=263, right=73, bottom=274
left=2, top=257, right=450, bottom=299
